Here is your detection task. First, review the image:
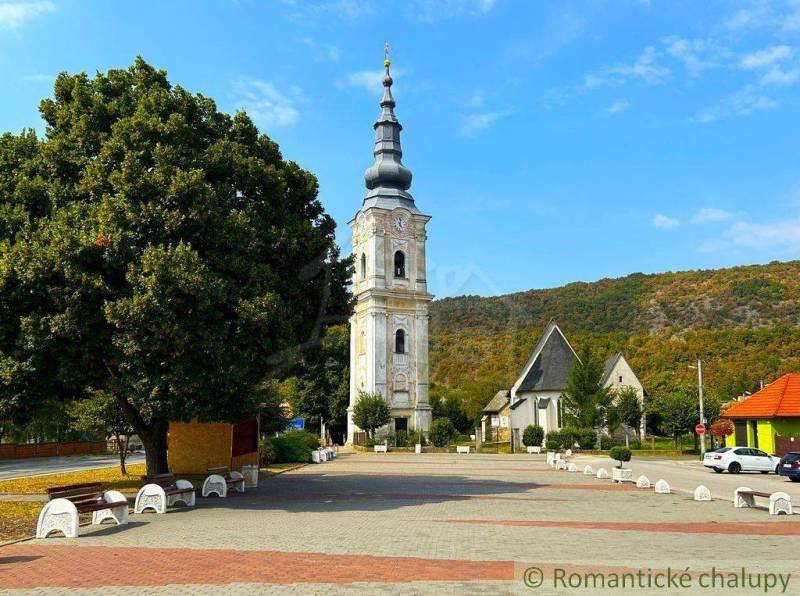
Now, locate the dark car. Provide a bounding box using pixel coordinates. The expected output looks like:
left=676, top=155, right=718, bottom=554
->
left=777, top=452, right=800, bottom=482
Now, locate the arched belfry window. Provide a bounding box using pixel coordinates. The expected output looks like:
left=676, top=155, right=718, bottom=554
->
left=360, top=253, right=366, bottom=280
left=394, top=251, right=406, bottom=278
left=395, top=329, right=406, bottom=354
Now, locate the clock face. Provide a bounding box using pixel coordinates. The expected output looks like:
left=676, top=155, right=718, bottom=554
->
left=393, top=216, right=407, bottom=232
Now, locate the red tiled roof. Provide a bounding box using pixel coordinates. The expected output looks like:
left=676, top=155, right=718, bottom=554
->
left=723, top=374, right=800, bottom=418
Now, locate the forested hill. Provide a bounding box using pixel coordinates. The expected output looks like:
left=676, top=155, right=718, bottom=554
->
left=428, top=260, right=800, bottom=421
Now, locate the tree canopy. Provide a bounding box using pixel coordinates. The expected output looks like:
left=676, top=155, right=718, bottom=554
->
left=0, top=58, right=351, bottom=473
left=562, top=345, right=614, bottom=430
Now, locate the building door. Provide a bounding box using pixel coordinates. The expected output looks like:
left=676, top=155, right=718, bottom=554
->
left=734, top=421, right=747, bottom=446
left=394, top=417, right=408, bottom=433
left=750, top=420, right=759, bottom=449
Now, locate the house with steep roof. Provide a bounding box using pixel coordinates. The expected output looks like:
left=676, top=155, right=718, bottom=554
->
left=484, top=320, right=645, bottom=448
left=723, top=373, right=800, bottom=456
left=480, top=390, right=510, bottom=442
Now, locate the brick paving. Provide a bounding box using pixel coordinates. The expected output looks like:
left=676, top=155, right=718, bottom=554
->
left=2, top=453, right=799, bottom=594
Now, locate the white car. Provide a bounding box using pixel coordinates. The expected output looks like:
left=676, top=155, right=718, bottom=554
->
left=703, top=446, right=781, bottom=474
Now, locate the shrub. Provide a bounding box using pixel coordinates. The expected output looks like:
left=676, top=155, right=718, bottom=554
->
left=559, top=428, right=575, bottom=449
left=271, top=434, right=313, bottom=463
left=408, top=430, right=426, bottom=446
left=545, top=429, right=562, bottom=450
left=259, top=439, right=275, bottom=465
left=522, top=425, right=544, bottom=447
left=394, top=430, right=409, bottom=448
left=609, top=446, right=632, bottom=468
left=574, top=428, right=597, bottom=450
left=282, top=430, right=320, bottom=451
left=429, top=418, right=457, bottom=447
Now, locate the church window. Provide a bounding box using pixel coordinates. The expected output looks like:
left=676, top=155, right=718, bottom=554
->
left=394, top=251, right=406, bottom=278
left=360, top=253, right=366, bottom=280
left=395, top=329, right=406, bottom=354
left=619, top=375, right=623, bottom=383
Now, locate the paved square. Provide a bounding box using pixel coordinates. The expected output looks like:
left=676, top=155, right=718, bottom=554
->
left=2, top=453, right=799, bottom=594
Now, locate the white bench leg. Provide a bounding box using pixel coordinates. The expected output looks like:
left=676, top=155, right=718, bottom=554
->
left=734, top=487, right=755, bottom=508
left=93, top=491, right=129, bottom=526
left=135, top=484, right=167, bottom=514
left=168, top=480, right=196, bottom=507
left=770, top=492, right=793, bottom=515
left=36, top=499, right=79, bottom=539
left=202, top=474, right=227, bottom=498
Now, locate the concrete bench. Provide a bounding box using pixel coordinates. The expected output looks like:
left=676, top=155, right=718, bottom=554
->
left=202, top=466, right=245, bottom=498
left=735, top=487, right=792, bottom=515
left=374, top=444, right=388, bottom=453
left=456, top=446, right=470, bottom=454
left=135, top=473, right=195, bottom=514
left=37, top=483, right=128, bottom=538
left=527, top=446, right=541, bottom=454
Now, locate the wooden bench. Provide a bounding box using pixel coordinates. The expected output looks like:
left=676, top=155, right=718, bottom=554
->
left=734, top=487, right=793, bottom=515
left=202, top=466, right=245, bottom=498
left=36, top=482, right=128, bottom=538
left=135, top=473, right=196, bottom=514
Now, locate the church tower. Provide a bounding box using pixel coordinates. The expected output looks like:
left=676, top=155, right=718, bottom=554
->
left=347, top=49, right=433, bottom=443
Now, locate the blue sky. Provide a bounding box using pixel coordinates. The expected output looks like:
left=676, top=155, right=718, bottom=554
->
left=2, top=0, right=800, bottom=298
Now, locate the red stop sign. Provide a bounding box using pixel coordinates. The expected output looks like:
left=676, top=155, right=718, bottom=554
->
left=695, top=423, right=706, bottom=435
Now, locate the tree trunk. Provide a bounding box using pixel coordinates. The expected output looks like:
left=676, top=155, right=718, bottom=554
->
left=138, top=419, right=169, bottom=475
left=114, top=432, right=128, bottom=475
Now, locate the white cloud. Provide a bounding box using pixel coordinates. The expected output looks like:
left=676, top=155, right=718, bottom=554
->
left=665, top=37, right=728, bottom=78
left=299, top=37, right=341, bottom=62
left=408, top=0, right=496, bottom=22
left=459, top=109, right=511, bottom=137
left=336, top=69, right=387, bottom=95
left=725, top=218, right=800, bottom=251
left=740, top=45, right=793, bottom=69
left=652, top=214, right=680, bottom=229
left=582, top=46, right=669, bottom=90
left=606, top=100, right=630, bottom=115
left=761, top=65, right=800, bottom=86
left=467, top=88, right=486, bottom=108
left=232, top=80, right=303, bottom=128
left=0, top=0, right=54, bottom=30
left=692, top=207, right=734, bottom=223
left=692, top=85, right=778, bottom=123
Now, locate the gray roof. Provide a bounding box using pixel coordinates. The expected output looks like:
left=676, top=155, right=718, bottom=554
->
left=516, top=320, right=577, bottom=393
left=363, top=56, right=414, bottom=205
left=483, top=390, right=510, bottom=413
left=600, top=352, right=624, bottom=386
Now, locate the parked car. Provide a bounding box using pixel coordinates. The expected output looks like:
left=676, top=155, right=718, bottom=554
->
left=702, top=446, right=781, bottom=474
left=776, top=452, right=800, bottom=482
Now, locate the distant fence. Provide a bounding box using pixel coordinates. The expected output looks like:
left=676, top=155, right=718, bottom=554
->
left=0, top=441, right=107, bottom=460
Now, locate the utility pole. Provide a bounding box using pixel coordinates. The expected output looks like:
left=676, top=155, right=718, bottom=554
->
left=689, top=359, right=706, bottom=457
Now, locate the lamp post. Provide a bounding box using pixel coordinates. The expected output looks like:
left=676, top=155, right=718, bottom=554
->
left=689, top=360, right=705, bottom=457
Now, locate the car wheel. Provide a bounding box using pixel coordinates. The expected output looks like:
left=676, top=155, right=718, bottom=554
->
left=761, top=471, right=770, bottom=474
left=790, top=478, right=800, bottom=483
left=776, top=465, right=781, bottom=475
left=713, top=467, right=723, bottom=473
left=728, top=462, right=741, bottom=474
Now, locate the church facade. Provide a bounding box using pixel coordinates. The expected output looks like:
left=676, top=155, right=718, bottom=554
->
left=346, top=54, right=433, bottom=443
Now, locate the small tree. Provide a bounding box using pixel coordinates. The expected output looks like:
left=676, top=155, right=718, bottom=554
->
left=613, top=386, right=643, bottom=442
left=710, top=418, right=734, bottom=448
left=609, top=446, right=632, bottom=469
left=352, top=392, right=391, bottom=440
left=652, top=390, right=697, bottom=449
left=69, top=392, right=134, bottom=474
left=522, top=424, right=544, bottom=448
left=429, top=418, right=457, bottom=448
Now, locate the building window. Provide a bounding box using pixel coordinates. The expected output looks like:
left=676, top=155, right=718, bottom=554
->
left=360, top=254, right=366, bottom=280
left=394, top=251, right=406, bottom=278
left=395, top=329, right=405, bottom=354
left=618, top=375, right=623, bottom=383
left=557, top=400, right=563, bottom=428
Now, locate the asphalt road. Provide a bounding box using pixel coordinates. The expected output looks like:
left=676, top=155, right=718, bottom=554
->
left=0, top=452, right=145, bottom=480
left=574, top=453, right=800, bottom=502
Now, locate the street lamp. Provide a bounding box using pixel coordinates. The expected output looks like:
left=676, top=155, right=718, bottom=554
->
left=688, top=360, right=705, bottom=457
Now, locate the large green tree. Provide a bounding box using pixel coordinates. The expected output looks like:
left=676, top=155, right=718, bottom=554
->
left=0, top=59, right=351, bottom=473
left=292, top=323, right=350, bottom=433
left=561, top=345, right=614, bottom=430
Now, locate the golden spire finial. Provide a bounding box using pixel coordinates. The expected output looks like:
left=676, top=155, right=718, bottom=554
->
left=384, top=41, right=391, bottom=67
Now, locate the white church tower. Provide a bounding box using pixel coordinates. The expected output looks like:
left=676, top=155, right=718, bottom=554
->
left=347, top=49, right=433, bottom=443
